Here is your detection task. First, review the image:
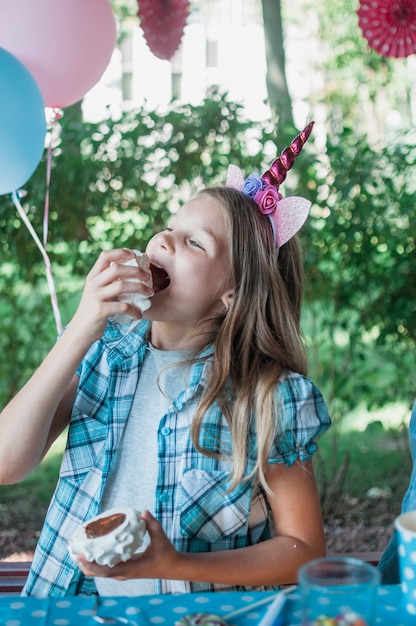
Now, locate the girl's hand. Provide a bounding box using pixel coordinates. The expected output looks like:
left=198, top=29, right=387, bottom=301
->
left=76, top=511, right=180, bottom=582
left=69, top=249, right=153, bottom=344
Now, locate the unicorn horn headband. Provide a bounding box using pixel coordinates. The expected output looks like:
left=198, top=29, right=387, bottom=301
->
left=226, top=121, right=314, bottom=248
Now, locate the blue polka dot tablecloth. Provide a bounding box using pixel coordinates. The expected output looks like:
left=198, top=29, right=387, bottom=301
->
left=0, top=585, right=414, bottom=625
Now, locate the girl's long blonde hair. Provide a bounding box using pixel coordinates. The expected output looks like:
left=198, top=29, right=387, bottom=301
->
left=190, top=186, right=308, bottom=492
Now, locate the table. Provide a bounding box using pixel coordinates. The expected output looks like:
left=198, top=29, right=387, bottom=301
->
left=0, top=585, right=413, bottom=625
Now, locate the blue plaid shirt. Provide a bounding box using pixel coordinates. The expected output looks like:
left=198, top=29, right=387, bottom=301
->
left=23, top=319, right=331, bottom=597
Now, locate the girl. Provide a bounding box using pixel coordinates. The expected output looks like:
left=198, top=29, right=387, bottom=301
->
left=0, top=124, right=331, bottom=597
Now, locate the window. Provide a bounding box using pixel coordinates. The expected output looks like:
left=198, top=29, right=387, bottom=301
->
left=206, top=40, right=218, bottom=67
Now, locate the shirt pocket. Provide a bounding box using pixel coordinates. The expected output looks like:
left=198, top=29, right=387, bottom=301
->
left=179, top=468, right=252, bottom=542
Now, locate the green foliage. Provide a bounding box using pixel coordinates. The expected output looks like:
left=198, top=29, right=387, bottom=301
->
left=0, top=93, right=274, bottom=406
left=0, top=93, right=415, bottom=421
left=303, top=127, right=416, bottom=417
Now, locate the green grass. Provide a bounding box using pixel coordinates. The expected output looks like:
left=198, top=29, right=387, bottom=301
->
left=315, top=406, right=412, bottom=517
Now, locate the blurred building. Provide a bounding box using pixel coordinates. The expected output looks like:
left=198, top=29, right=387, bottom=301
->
left=82, top=0, right=416, bottom=138
left=83, top=0, right=270, bottom=122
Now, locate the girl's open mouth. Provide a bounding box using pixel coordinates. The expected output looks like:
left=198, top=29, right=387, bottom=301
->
left=150, top=263, right=170, bottom=293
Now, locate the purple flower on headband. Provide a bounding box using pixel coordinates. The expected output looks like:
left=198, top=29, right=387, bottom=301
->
left=254, top=185, right=283, bottom=215
left=242, top=174, right=263, bottom=198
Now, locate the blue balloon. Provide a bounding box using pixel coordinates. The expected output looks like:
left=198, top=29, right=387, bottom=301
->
left=0, top=47, right=46, bottom=195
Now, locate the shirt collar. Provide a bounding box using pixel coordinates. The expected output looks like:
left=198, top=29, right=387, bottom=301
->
left=104, top=318, right=214, bottom=386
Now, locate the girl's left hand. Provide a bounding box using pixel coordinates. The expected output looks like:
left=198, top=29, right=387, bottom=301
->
left=76, top=511, right=179, bottom=581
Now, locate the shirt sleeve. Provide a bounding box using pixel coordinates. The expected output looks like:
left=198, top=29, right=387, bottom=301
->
left=268, top=372, right=331, bottom=466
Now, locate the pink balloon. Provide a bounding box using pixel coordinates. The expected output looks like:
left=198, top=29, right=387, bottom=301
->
left=0, top=0, right=117, bottom=109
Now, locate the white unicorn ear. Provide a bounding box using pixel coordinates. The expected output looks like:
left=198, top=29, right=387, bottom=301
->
left=269, top=197, right=311, bottom=247
left=226, top=164, right=244, bottom=190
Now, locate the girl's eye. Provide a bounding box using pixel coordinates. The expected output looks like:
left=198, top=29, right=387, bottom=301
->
left=190, top=239, right=204, bottom=250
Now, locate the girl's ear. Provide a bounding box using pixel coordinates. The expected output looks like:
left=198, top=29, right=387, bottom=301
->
left=221, top=289, right=234, bottom=313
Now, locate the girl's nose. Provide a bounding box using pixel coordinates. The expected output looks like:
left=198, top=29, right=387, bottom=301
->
left=157, top=230, right=174, bottom=253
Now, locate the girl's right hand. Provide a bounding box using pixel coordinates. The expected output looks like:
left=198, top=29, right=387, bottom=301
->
left=69, top=249, right=153, bottom=344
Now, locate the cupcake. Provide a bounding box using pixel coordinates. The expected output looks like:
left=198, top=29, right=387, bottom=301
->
left=68, top=508, right=146, bottom=568
left=112, top=250, right=170, bottom=323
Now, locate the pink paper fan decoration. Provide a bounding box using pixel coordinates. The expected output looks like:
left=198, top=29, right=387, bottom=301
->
left=358, top=0, right=416, bottom=58
left=137, top=0, right=190, bottom=60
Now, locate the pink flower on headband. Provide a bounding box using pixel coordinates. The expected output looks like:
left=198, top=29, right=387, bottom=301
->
left=254, top=185, right=283, bottom=215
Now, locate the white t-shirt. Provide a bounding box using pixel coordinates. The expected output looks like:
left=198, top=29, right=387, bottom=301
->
left=96, top=343, right=192, bottom=596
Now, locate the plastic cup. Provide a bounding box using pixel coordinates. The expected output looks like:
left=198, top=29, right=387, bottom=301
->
left=396, top=510, right=416, bottom=615
left=298, top=556, right=380, bottom=625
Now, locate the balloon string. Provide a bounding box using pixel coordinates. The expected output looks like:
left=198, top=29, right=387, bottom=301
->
left=43, top=109, right=61, bottom=248
left=12, top=190, right=63, bottom=336
left=42, top=128, right=52, bottom=248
